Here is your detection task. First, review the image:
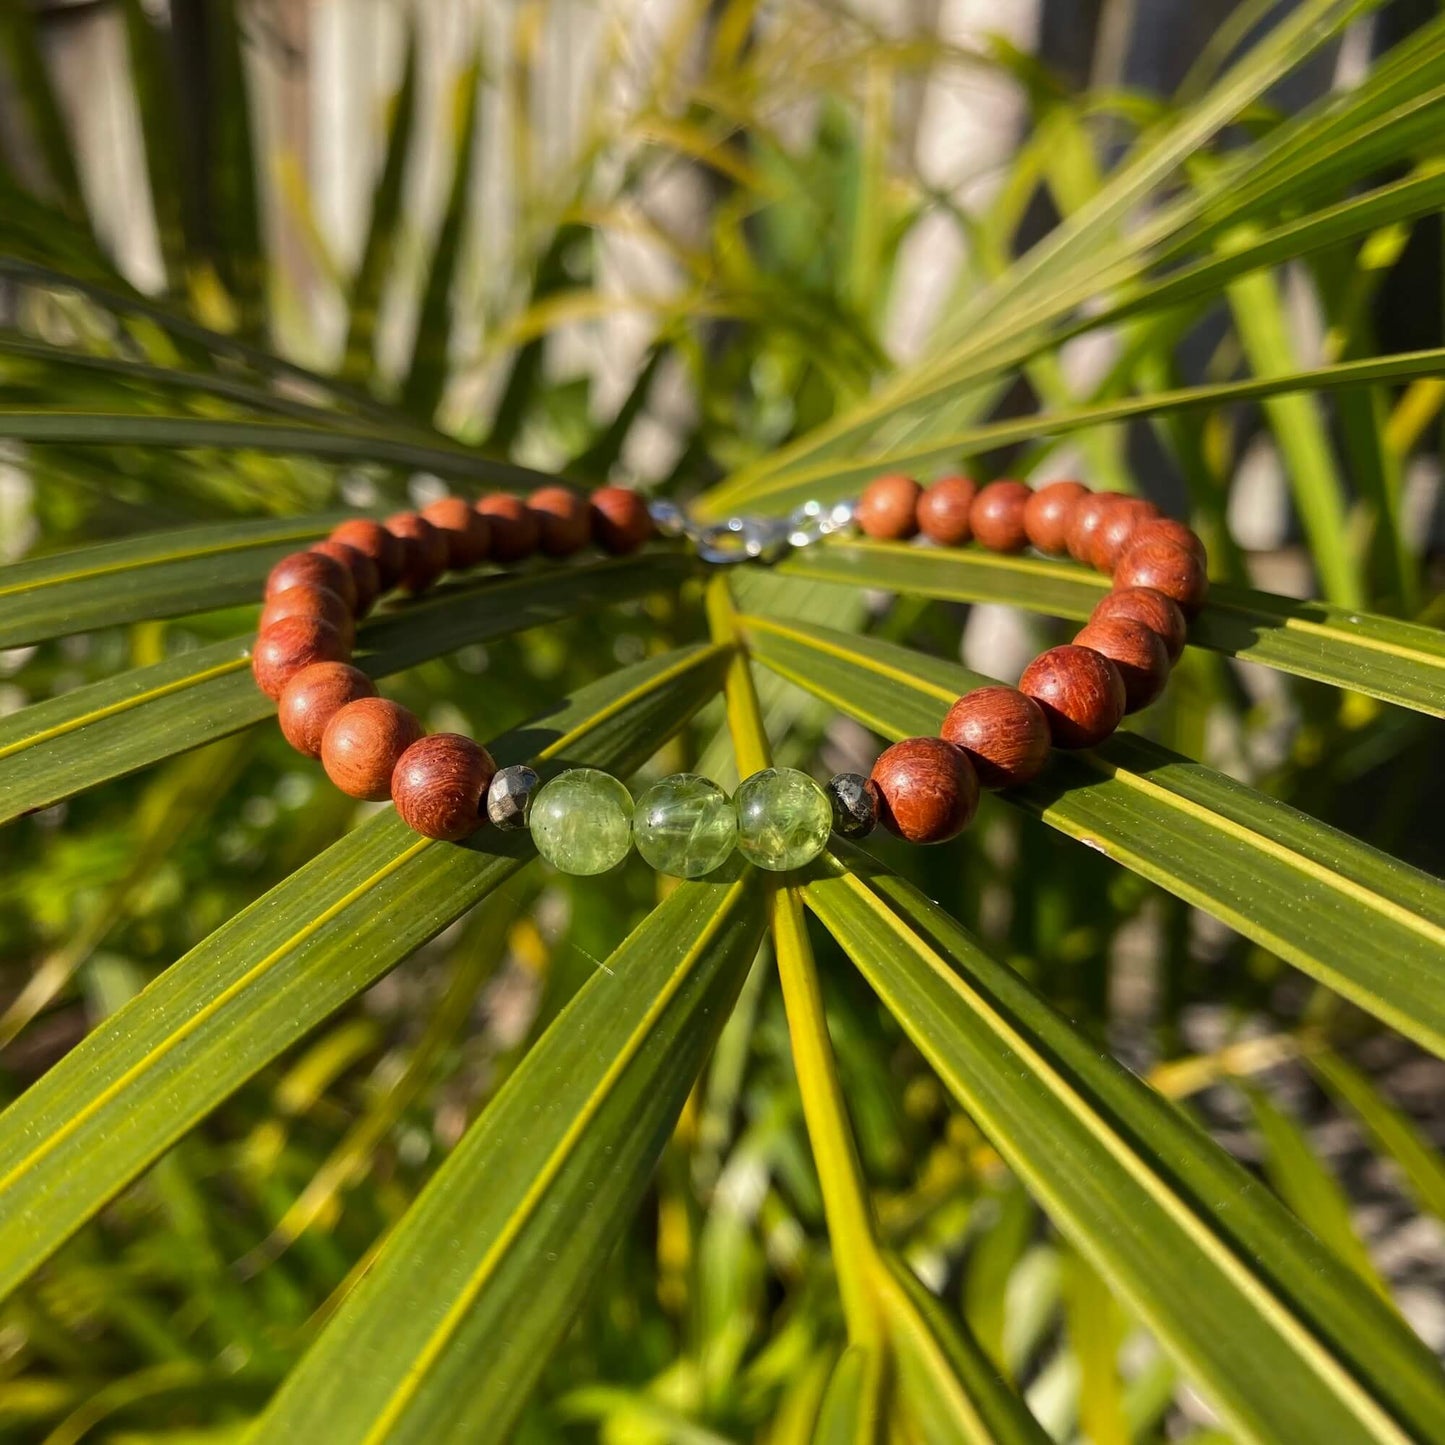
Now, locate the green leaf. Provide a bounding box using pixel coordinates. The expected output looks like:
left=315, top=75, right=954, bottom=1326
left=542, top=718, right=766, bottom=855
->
left=0, top=641, right=729, bottom=1300
left=774, top=541, right=1445, bottom=718
left=741, top=615, right=1445, bottom=1057
left=812, top=1346, right=883, bottom=1445
left=0, top=551, right=696, bottom=824
left=802, top=848, right=1445, bottom=1445
left=250, top=869, right=766, bottom=1443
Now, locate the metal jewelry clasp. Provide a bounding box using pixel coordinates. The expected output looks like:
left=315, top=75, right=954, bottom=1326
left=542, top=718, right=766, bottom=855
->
left=694, top=515, right=795, bottom=566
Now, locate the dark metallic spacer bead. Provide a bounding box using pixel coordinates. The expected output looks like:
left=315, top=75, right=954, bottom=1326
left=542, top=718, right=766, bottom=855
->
left=486, top=764, right=540, bottom=831
left=826, top=772, right=878, bottom=839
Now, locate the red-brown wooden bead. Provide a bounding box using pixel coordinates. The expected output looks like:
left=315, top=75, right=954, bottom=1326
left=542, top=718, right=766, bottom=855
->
left=1023, top=480, right=1089, bottom=555
left=916, top=476, right=977, bottom=546
left=869, top=737, right=979, bottom=844
left=1126, top=516, right=1206, bottom=565
left=265, top=550, right=356, bottom=610
left=856, top=474, right=922, bottom=540
left=310, top=539, right=381, bottom=616
left=1064, top=491, right=1126, bottom=568
left=251, top=616, right=348, bottom=700
left=1113, top=540, right=1209, bottom=615
left=1090, top=586, right=1187, bottom=662
left=384, top=513, right=450, bottom=593
left=1019, top=644, right=1126, bottom=749
left=277, top=662, right=376, bottom=758
left=259, top=584, right=354, bottom=649
left=330, top=518, right=406, bottom=593
left=940, top=685, right=1052, bottom=789
left=1092, top=497, right=1160, bottom=573
left=968, top=480, right=1032, bottom=553
left=1074, top=617, right=1171, bottom=713
left=476, top=493, right=541, bottom=563
left=320, top=697, right=424, bottom=801
left=590, top=486, right=654, bottom=554
left=391, top=732, right=497, bottom=840
left=529, top=485, right=591, bottom=557
left=421, top=496, right=491, bottom=569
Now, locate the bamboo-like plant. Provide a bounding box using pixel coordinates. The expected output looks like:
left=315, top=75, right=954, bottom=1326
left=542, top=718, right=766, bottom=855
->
left=1, top=1, right=1444, bottom=1440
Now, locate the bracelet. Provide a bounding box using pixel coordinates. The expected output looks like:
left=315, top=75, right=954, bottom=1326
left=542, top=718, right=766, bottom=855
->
left=250, top=476, right=1207, bottom=874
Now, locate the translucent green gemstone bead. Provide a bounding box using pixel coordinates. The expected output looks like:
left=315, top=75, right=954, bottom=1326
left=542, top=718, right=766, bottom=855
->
left=633, top=773, right=737, bottom=878
left=735, top=767, right=832, bottom=872
left=530, top=768, right=633, bottom=875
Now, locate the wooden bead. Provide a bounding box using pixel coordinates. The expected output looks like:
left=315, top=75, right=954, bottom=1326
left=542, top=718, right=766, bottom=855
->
left=1090, top=586, right=1187, bottom=662
left=1113, top=540, right=1209, bottom=615
left=940, top=686, right=1051, bottom=789
left=277, top=662, right=375, bottom=757
left=321, top=697, right=424, bottom=801
left=869, top=737, right=978, bottom=844
left=1064, top=491, right=1125, bottom=567
left=421, top=496, right=491, bottom=569
left=310, top=539, right=381, bottom=615
left=1125, top=516, right=1206, bottom=565
left=391, top=733, right=497, bottom=840
left=856, top=474, right=921, bottom=540
left=1074, top=617, right=1171, bottom=713
left=968, top=480, right=1031, bottom=553
left=1091, top=497, right=1160, bottom=572
left=476, top=493, right=541, bottom=562
left=1019, top=644, right=1125, bottom=749
left=251, top=616, right=348, bottom=700
left=384, top=512, right=450, bottom=592
left=329, top=518, right=406, bottom=593
left=265, top=550, right=356, bottom=610
left=529, top=485, right=591, bottom=557
left=1023, top=480, right=1088, bottom=555
left=259, top=584, right=354, bottom=649
left=916, top=476, right=977, bottom=546
left=590, top=486, right=654, bottom=554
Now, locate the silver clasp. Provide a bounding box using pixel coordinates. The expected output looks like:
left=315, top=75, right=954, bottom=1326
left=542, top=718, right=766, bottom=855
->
left=695, top=515, right=795, bottom=566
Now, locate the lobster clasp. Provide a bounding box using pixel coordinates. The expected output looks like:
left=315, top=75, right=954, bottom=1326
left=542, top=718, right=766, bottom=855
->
left=696, top=515, right=794, bottom=566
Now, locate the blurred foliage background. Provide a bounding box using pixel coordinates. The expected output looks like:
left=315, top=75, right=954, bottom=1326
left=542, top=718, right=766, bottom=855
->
left=0, top=0, right=1444, bottom=1441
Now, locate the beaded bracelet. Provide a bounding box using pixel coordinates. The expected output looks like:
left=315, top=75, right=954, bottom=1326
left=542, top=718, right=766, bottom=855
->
left=250, top=474, right=1207, bottom=875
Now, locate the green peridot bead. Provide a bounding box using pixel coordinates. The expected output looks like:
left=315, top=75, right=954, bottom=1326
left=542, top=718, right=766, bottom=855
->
left=735, top=767, right=831, bottom=872
left=634, top=773, right=737, bottom=878
left=531, top=768, right=633, bottom=876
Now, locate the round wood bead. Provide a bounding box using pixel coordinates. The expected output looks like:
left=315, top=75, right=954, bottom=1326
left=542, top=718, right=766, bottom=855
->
left=321, top=697, right=424, bottom=800
left=1125, top=516, right=1206, bottom=564
left=856, top=474, right=922, bottom=540
left=421, top=496, right=491, bottom=569
left=1064, top=491, right=1126, bottom=567
left=590, top=486, right=654, bottom=554
left=265, top=550, right=356, bottom=610
left=1074, top=617, right=1171, bottom=713
left=1023, top=480, right=1089, bottom=555
left=1019, top=644, right=1126, bottom=749
left=529, top=485, right=591, bottom=557
left=476, top=493, right=540, bottom=562
left=309, top=539, right=381, bottom=615
left=940, top=685, right=1051, bottom=789
left=968, top=480, right=1031, bottom=553
left=259, top=584, right=354, bottom=649
left=251, top=616, right=348, bottom=700
left=1091, top=497, right=1160, bottom=572
left=330, top=518, right=406, bottom=593
left=391, top=732, right=497, bottom=840
left=384, top=512, right=450, bottom=593
left=1113, top=540, right=1209, bottom=615
left=277, top=662, right=376, bottom=758
left=869, top=737, right=979, bottom=844
left=1090, top=586, right=1186, bottom=662
left=916, top=476, right=977, bottom=546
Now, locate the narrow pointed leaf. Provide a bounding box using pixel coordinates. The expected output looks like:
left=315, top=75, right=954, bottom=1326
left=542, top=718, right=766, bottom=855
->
left=803, top=849, right=1445, bottom=1445
left=0, top=641, right=729, bottom=1299
left=812, top=1346, right=883, bottom=1445
left=742, top=615, right=1445, bottom=1056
